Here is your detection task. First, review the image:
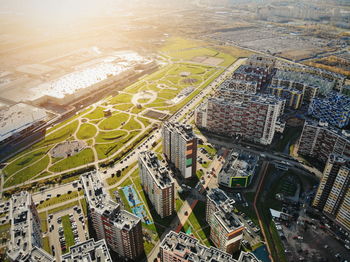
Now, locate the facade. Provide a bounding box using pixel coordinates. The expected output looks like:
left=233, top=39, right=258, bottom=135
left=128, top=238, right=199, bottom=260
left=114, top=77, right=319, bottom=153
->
left=138, top=151, right=175, bottom=218
left=313, top=154, right=350, bottom=233
left=162, top=122, right=197, bottom=179
left=7, top=191, right=55, bottom=262
left=308, top=92, right=350, bottom=128
left=219, top=79, right=258, bottom=94
left=232, top=65, right=270, bottom=90
left=61, top=238, right=112, bottom=262
left=298, top=120, right=350, bottom=164
left=81, top=171, right=144, bottom=260
left=218, top=151, right=259, bottom=189
left=267, top=85, right=303, bottom=109
left=246, top=54, right=276, bottom=73
left=160, top=231, right=261, bottom=262
left=206, top=188, right=244, bottom=254
left=195, top=93, right=284, bottom=145
left=0, top=103, right=47, bottom=144
left=271, top=69, right=335, bottom=101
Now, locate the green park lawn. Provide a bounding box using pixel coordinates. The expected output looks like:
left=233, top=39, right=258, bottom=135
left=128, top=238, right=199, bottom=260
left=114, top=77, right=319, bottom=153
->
left=76, top=123, right=97, bottom=140
left=61, top=215, right=75, bottom=252
left=2, top=37, right=242, bottom=190
left=49, top=148, right=95, bottom=172
left=95, top=130, right=128, bottom=143
left=99, top=113, right=129, bottom=130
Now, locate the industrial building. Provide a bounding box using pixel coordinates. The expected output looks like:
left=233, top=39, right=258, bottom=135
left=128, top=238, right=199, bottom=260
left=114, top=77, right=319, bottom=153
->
left=0, top=103, right=47, bottom=144
left=81, top=171, right=144, bottom=260
left=162, top=122, right=197, bottom=179
left=61, top=239, right=112, bottom=262
left=7, top=191, right=54, bottom=262
left=218, top=151, right=259, bottom=189
left=298, top=120, right=350, bottom=164
left=313, top=154, right=350, bottom=233
left=160, top=231, right=261, bottom=262
left=206, top=188, right=244, bottom=254
left=308, top=92, right=350, bottom=128
left=138, top=151, right=175, bottom=218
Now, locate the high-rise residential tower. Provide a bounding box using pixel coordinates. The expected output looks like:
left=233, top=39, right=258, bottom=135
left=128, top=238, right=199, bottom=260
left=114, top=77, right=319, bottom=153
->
left=313, top=154, right=350, bottom=233
left=81, top=171, right=144, bottom=260
left=163, top=122, right=197, bottom=179
left=138, top=151, right=175, bottom=218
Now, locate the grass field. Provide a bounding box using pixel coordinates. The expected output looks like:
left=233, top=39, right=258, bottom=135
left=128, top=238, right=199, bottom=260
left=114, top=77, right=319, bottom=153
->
left=61, top=215, right=75, bottom=253
left=2, top=36, right=246, bottom=190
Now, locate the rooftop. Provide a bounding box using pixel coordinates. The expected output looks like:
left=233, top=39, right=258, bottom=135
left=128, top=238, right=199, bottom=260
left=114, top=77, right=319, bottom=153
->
left=0, top=103, right=47, bottom=142
left=161, top=231, right=237, bottom=262
left=7, top=191, right=54, bottom=262
left=61, top=238, right=112, bottom=262
left=207, top=188, right=243, bottom=232
left=161, top=231, right=260, bottom=262
left=81, top=171, right=140, bottom=231
left=164, top=122, right=196, bottom=142
left=139, top=151, right=174, bottom=189
left=220, top=150, right=259, bottom=178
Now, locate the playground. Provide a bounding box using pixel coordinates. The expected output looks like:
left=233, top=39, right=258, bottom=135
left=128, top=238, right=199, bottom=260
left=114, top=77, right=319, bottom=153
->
left=122, top=185, right=153, bottom=225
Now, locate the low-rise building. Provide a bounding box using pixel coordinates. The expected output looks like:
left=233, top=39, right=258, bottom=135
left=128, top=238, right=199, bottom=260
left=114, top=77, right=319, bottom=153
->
left=138, top=151, right=175, bottom=218
left=298, top=120, right=350, bottom=164
left=7, top=191, right=55, bottom=262
left=218, top=151, right=259, bottom=189
left=163, top=122, right=197, bottom=179
left=61, top=238, right=112, bottom=262
left=160, top=231, right=261, bottom=262
left=81, top=171, right=144, bottom=260
left=308, top=92, right=350, bottom=128
left=206, top=188, right=244, bottom=254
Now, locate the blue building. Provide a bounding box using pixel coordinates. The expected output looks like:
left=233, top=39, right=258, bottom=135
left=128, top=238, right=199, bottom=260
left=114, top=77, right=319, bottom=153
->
left=308, top=92, right=350, bottom=128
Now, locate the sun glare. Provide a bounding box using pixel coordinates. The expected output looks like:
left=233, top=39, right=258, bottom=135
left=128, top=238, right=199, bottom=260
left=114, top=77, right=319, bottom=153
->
left=23, top=0, right=103, bottom=27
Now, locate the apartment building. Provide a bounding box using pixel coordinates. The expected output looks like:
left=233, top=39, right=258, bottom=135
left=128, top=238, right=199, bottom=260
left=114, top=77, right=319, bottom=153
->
left=232, top=65, right=270, bottom=90
left=7, top=191, right=55, bottom=262
left=81, top=171, right=144, bottom=260
left=271, top=69, right=335, bottom=101
left=276, top=62, right=345, bottom=91
left=138, top=151, right=175, bottom=218
left=298, top=120, right=350, bottom=164
left=308, top=92, right=350, bottom=128
left=163, top=122, right=197, bottom=179
left=267, top=85, right=303, bottom=109
left=246, top=54, right=276, bottom=73
left=218, top=150, right=259, bottom=189
left=313, top=154, right=350, bottom=233
left=195, top=93, right=284, bottom=145
left=218, top=79, right=258, bottom=94
left=61, top=239, right=112, bottom=262
left=206, top=188, right=244, bottom=254
left=160, top=231, right=261, bottom=262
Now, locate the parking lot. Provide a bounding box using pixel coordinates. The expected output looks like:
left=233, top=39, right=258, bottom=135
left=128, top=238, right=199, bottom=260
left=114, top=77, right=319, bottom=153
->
left=47, top=205, right=87, bottom=259
left=278, top=209, right=350, bottom=262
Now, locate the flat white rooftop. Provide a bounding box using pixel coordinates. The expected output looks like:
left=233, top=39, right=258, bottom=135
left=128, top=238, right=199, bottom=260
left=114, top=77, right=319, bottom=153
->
left=0, top=103, right=47, bottom=142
